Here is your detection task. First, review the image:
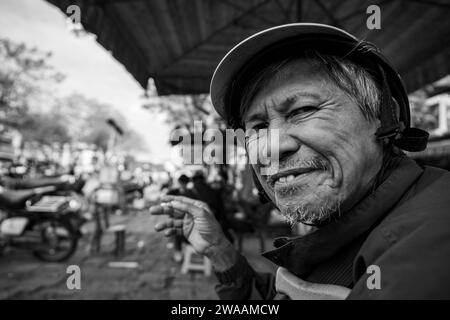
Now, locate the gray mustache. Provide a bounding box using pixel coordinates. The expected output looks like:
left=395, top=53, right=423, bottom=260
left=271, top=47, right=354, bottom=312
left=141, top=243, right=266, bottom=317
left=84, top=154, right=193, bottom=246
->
left=263, top=157, right=328, bottom=179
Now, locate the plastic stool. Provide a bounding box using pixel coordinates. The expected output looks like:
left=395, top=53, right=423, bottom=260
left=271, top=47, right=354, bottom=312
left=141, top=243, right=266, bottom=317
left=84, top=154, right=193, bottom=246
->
left=180, top=245, right=211, bottom=276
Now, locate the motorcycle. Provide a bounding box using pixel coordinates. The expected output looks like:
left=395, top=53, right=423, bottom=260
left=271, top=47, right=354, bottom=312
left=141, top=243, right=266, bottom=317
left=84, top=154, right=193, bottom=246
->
left=0, top=185, right=87, bottom=262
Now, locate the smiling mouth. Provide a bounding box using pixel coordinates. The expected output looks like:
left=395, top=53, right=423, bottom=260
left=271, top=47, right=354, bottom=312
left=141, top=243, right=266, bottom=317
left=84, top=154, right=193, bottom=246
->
left=268, top=167, right=324, bottom=187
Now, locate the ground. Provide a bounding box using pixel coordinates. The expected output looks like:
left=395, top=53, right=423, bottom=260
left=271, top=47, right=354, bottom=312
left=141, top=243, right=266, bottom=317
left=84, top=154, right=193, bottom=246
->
left=0, top=209, right=279, bottom=300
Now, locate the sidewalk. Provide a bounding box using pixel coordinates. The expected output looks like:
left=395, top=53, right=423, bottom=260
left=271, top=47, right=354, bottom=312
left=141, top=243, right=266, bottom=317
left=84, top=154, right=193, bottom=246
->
left=0, top=209, right=278, bottom=300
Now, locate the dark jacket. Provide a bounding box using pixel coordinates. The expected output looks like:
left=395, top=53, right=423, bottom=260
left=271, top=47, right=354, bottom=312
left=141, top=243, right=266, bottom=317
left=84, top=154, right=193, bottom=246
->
left=215, top=157, right=450, bottom=299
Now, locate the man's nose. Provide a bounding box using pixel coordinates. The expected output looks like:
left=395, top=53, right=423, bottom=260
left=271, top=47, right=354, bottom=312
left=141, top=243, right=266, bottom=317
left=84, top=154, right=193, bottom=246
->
left=265, top=126, right=300, bottom=162
left=278, top=131, right=301, bottom=161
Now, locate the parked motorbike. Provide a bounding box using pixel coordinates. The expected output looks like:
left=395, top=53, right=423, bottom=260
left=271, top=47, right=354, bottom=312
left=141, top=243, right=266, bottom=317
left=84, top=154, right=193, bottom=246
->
left=0, top=184, right=87, bottom=262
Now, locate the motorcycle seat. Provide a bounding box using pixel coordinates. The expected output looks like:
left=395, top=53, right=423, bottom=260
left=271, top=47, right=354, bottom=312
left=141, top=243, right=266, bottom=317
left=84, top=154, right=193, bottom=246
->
left=0, top=189, right=36, bottom=209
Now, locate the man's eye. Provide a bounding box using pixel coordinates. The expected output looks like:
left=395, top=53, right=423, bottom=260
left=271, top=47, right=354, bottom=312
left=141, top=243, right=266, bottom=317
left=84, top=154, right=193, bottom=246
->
left=245, top=122, right=268, bottom=142
left=288, top=106, right=318, bottom=119
left=252, top=123, right=268, bottom=131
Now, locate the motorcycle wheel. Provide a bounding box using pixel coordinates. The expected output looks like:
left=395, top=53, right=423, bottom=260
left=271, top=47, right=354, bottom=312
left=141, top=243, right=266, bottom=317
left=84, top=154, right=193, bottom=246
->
left=32, top=219, right=78, bottom=262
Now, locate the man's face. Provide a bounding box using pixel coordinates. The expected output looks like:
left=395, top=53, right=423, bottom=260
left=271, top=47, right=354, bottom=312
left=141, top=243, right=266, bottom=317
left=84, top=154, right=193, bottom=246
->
left=243, top=60, right=384, bottom=226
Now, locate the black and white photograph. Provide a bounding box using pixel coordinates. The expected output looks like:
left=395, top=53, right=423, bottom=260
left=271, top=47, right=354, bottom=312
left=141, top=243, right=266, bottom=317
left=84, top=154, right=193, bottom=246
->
left=0, top=0, right=450, bottom=304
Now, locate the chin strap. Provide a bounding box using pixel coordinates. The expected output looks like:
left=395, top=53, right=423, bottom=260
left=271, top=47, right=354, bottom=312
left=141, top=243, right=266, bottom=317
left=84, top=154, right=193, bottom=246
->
left=375, top=65, right=401, bottom=141
left=375, top=65, right=429, bottom=152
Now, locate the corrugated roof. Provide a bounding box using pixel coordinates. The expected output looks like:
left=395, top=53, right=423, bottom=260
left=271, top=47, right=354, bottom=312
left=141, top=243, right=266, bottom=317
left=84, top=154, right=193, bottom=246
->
left=47, top=0, right=450, bottom=95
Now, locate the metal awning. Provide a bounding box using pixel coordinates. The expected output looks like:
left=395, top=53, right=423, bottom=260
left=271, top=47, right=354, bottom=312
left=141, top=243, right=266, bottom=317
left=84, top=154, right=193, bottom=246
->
left=47, top=0, right=450, bottom=95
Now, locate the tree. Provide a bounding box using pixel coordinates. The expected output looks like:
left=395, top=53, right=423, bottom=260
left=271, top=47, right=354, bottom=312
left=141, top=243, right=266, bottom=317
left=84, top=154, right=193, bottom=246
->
left=15, top=92, right=147, bottom=154
left=55, top=93, right=147, bottom=152
left=142, top=80, right=221, bottom=132
left=0, top=39, right=146, bottom=154
left=20, top=112, right=71, bottom=145
left=0, top=38, right=64, bottom=125
left=142, top=81, right=234, bottom=181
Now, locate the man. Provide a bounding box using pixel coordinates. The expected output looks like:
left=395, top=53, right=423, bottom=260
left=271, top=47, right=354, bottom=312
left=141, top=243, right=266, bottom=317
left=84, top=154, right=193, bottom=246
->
left=150, top=23, right=450, bottom=299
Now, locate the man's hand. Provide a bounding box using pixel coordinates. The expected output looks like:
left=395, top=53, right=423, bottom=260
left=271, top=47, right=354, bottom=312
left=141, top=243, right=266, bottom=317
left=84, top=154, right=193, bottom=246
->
left=149, top=195, right=237, bottom=271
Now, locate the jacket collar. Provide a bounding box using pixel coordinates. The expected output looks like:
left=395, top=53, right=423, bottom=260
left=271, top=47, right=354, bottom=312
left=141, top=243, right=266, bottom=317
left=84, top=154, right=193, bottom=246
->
left=262, top=157, right=424, bottom=277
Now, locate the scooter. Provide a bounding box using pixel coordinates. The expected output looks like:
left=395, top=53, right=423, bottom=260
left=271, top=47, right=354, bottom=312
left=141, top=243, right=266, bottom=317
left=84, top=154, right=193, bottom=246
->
left=0, top=185, right=86, bottom=262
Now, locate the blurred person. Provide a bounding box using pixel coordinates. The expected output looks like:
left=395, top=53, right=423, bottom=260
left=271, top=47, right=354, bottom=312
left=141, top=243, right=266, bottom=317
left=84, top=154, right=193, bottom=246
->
left=167, top=174, right=196, bottom=198
left=210, top=171, right=237, bottom=220
left=84, top=167, right=120, bottom=253
left=191, top=171, right=234, bottom=244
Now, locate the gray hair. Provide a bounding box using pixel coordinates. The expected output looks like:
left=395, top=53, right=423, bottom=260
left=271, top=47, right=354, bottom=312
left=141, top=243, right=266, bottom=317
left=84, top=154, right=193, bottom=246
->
left=236, top=50, right=381, bottom=127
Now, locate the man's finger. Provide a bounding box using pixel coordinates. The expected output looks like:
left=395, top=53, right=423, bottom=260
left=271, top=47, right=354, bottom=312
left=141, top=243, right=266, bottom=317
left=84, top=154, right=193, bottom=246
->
left=164, top=228, right=176, bottom=237
left=168, top=200, right=209, bottom=218
left=151, top=200, right=207, bottom=219
left=160, top=195, right=209, bottom=210
left=149, top=204, right=174, bottom=216
left=173, top=219, right=184, bottom=228
left=149, top=203, right=187, bottom=218
left=154, top=219, right=174, bottom=232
